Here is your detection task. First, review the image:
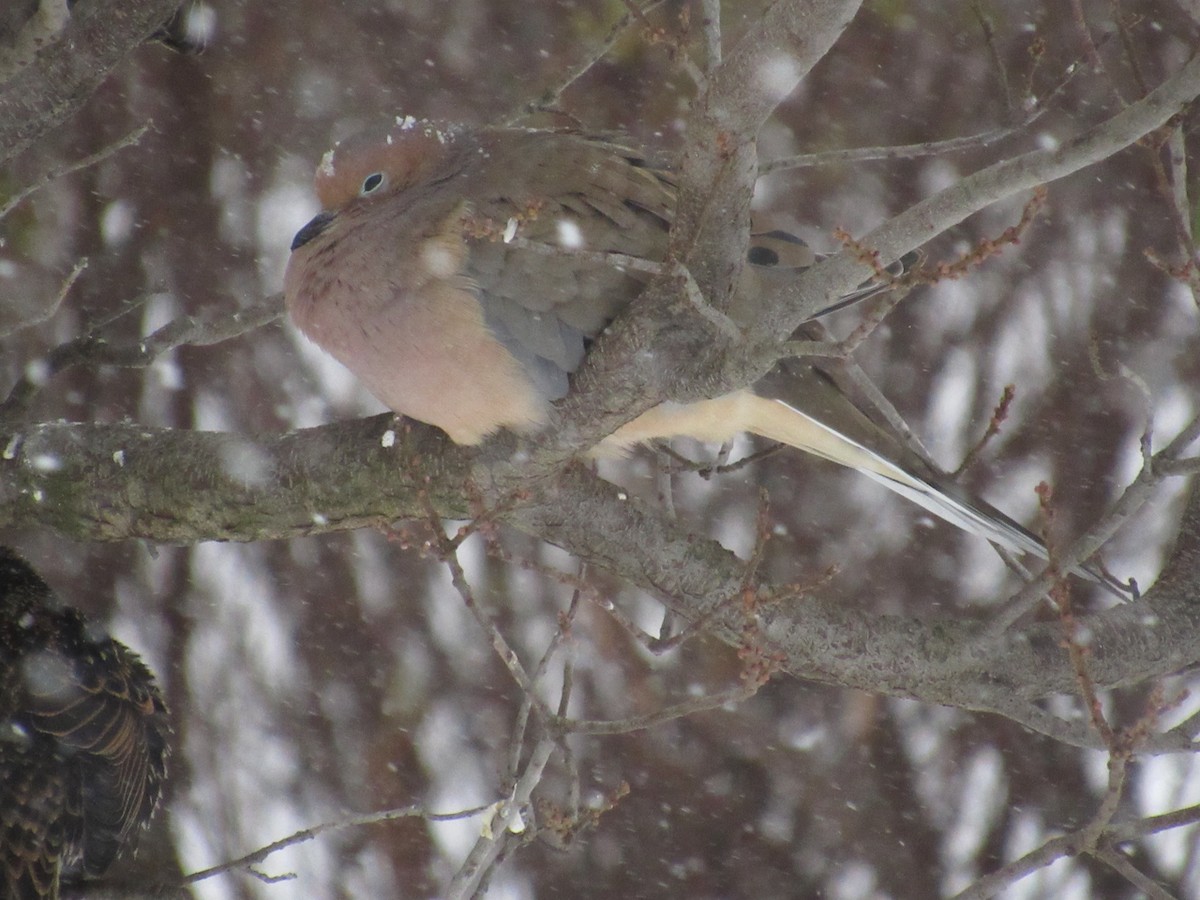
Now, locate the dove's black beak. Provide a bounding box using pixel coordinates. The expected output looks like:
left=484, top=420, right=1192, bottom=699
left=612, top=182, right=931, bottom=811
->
left=291, top=211, right=335, bottom=250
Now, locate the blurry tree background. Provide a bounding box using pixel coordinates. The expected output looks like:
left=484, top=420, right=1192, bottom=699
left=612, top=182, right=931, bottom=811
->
left=3, top=0, right=1200, bottom=897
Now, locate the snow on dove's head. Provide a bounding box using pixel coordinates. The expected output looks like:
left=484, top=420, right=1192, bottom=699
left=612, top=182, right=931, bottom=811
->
left=313, top=118, right=462, bottom=211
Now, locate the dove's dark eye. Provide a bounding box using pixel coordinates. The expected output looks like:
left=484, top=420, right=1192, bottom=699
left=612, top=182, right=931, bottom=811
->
left=747, top=246, right=779, bottom=266
left=361, top=172, right=385, bottom=195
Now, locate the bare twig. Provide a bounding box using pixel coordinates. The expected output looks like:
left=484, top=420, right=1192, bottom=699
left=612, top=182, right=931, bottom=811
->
left=584, top=576, right=728, bottom=656
left=954, top=384, right=1016, bottom=476
left=922, top=186, right=1048, bottom=281
left=537, top=780, right=630, bottom=851
left=505, top=586, right=584, bottom=789
left=1037, top=483, right=1115, bottom=746
left=1166, top=706, right=1200, bottom=742
left=419, top=496, right=550, bottom=715
left=1089, top=335, right=1156, bottom=471
left=510, top=0, right=668, bottom=120
left=1112, top=4, right=1151, bottom=98
left=182, top=803, right=490, bottom=886
left=1070, top=0, right=1108, bottom=78
left=777, top=338, right=848, bottom=359
left=1, top=293, right=285, bottom=422
left=1141, top=122, right=1200, bottom=304
left=550, top=679, right=764, bottom=736
left=653, top=439, right=785, bottom=479
left=970, top=2, right=1013, bottom=115
left=953, top=736, right=1162, bottom=899
left=757, top=52, right=1082, bottom=177
left=699, top=0, right=721, bottom=72
left=793, top=318, right=940, bottom=467
left=759, top=127, right=1020, bottom=175
left=1108, top=803, right=1200, bottom=842
left=1166, top=127, right=1192, bottom=244
left=1094, top=847, right=1177, bottom=900
left=951, top=831, right=1075, bottom=900
left=0, top=124, right=149, bottom=222
left=446, top=734, right=555, bottom=899
left=987, top=410, right=1200, bottom=634
left=0, top=257, right=88, bottom=339
left=1021, top=37, right=1047, bottom=107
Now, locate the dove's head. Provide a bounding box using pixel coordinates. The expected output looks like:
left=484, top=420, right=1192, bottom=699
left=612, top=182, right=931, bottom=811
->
left=292, top=117, right=465, bottom=251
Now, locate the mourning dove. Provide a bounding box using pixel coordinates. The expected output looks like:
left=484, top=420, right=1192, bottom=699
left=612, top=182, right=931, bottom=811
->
left=0, top=547, right=169, bottom=900
left=284, top=117, right=1116, bottom=585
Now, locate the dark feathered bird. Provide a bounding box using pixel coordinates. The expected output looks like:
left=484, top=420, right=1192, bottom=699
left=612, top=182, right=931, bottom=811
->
left=0, top=547, right=169, bottom=900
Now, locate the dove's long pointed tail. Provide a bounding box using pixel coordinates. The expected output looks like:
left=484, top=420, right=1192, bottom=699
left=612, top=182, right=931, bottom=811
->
left=740, top=395, right=1048, bottom=558
left=603, top=391, right=1122, bottom=593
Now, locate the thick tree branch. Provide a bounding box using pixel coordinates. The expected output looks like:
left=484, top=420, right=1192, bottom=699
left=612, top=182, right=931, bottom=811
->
left=5, top=417, right=1198, bottom=744
left=530, top=0, right=867, bottom=457
left=0, top=416, right=470, bottom=541
left=760, top=51, right=1200, bottom=332
left=0, top=0, right=183, bottom=164
left=672, top=0, right=863, bottom=318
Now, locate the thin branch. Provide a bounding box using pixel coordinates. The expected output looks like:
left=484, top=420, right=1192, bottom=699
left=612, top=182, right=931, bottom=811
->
left=767, top=53, right=1200, bottom=329
left=0, top=294, right=285, bottom=422
left=675, top=260, right=743, bottom=341
left=1166, top=126, right=1193, bottom=244
left=970, top=1, right=1013, bottom=115
left=0, top=257, right=88, bottom=339
left=987, top=409, right=1200, bottom=634
left=510, top=0, right=668, bottom=121
left=181, top=803, right=491, bottom=886
left=799, top=319, right=939, bottom=466
left=699, top=0, right=721, bottom=71
left=954, top=385, right=1016, bottom=476
left=1070, top=0, right=1108, bottom=79
left=1041, top=504, right=1116, bottom=748
left=1165, top=706, right=1200, bottom=742
left=956, top=793, right=1191, bottom=900
left=951, top=831, right=1075, bottom=899
left=759, top=126, right=1020, bottom=175
left=420, top=500, right=551, bottom=715
left=0, top=124, right=149, bottom=222
left=1109, top=803, right=1200, bottom=842
left=551, top=679, right=763, bottom=736
left=505, top=587, right=583, bottom=789
left=446, top=735, right=555, bottom=900
left=760, top=51, right=1091, bottom=177
left=1094, top=847, right=1178, bottom=900
left=652, top=440, right=785, bottom=479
